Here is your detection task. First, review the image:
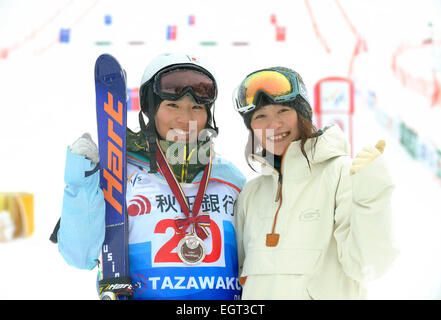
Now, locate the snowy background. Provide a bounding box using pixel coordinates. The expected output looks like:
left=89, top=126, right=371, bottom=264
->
left=1, top=0, right=441, bottom=299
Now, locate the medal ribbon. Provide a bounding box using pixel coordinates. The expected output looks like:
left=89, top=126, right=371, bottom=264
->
left=155, top=139, right=212, bottom=240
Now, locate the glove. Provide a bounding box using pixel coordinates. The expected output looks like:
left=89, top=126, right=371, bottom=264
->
left=0, top=210, right=15, bottom=242
left=69, top=133, right=99, bottom=163
left=350, top=140, right=385, bottom=175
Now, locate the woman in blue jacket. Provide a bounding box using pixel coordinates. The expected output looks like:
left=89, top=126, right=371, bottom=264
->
left=56, top=53, right=245, bottom=300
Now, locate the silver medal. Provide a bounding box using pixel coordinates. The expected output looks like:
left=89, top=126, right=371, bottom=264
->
left=177, top=234, right=206, bottom=265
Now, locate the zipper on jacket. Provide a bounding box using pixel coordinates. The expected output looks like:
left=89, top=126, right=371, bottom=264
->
left=275, top=174, right=282, bottom=202
left=266, top=154, right=285, bottom=247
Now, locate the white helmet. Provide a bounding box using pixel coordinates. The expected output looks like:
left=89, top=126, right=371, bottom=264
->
left=140, top=52, right=216, bottom=87
left=139, top=52, right=218, bottom=113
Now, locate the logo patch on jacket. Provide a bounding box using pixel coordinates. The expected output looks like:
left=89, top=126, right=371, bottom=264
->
left=299, top=209, right=320, bottom=222
left=128, top=195, right=152, bottom=216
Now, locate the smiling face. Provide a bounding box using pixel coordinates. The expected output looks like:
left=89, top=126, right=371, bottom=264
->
left=155, top=94, right=208, bottom=143
left=250, top=104, right=300, bottom=156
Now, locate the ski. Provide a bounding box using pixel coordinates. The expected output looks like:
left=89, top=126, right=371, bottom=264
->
left=95, top=54, right=132, bottom=300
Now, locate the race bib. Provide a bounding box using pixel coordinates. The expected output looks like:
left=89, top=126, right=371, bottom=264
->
left=126, top=164, right=241, bottom=300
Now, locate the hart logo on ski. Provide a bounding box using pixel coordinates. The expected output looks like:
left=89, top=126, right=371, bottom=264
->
left=102, top=91, right=124, bottom=214
left=95, top=54, right=130, bottom=300
left=106, top=283, right=133, bottom=291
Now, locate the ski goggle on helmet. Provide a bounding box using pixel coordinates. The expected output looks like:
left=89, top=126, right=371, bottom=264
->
left=233, top=68, right=310, bottom=114
left=140, top=53, right=218, bottom=105
left=153, top=65, right=217, bottom=104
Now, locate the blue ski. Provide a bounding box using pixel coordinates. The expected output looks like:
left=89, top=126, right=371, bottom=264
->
left=95, top=54, right=132, bottom=300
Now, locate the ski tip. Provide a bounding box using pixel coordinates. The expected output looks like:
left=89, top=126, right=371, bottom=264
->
left=95, top=54, right=124, bottom=85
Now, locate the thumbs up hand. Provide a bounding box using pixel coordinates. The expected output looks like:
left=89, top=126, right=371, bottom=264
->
left=69, top=133, right=100, bottom=164
left=350, top=140, right=385, bottom=175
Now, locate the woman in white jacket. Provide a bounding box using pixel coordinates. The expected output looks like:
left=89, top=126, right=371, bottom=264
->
left=233, top=67, right=398, bottom=299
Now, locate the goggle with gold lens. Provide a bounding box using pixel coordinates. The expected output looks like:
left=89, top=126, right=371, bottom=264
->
left=233, top=69, right=309, bottom=114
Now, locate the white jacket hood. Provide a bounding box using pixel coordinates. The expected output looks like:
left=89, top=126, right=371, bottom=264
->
left=301, top=124, right=350, bottom=164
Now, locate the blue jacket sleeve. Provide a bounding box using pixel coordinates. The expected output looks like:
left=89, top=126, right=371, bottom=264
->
left=57, top=147, right=105, bottom=270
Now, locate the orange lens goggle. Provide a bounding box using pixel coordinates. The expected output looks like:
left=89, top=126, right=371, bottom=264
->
left=234, top=70, right=308, bottom=114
